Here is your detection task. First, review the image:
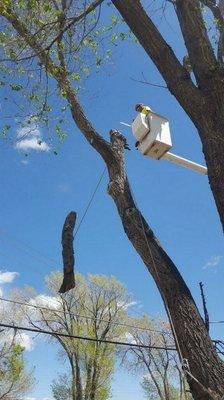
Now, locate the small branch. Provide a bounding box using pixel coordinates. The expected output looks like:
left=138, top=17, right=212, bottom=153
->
left=200, top=0, right=224, bottom=65
left=59, top=211, right=77, bottom=293
left=199, top=282, right=210, bottom=332
left=46, top=0, right=105, bottom=51
left=130, top=76, right=168, bottom=89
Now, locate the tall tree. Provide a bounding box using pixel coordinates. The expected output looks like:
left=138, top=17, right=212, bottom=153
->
left=0, top=313, right=33, bottom=400
left=51, top=373, right=72, bottom=400
left=0, top=2, right=223, bottom=398
left=17, top=272, right=131, bottom=400
left=112, top=0, right=224, bottom=231
left=122, top=316, right=192, bottom=400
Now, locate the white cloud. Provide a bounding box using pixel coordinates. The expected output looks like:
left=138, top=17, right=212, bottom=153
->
left=42, top=398, right=53, bottom=400
left=15, top=123, right=50, bottom=152
left=17, top=124, right=40, bottom=139
left=203, top=255, right=222, bottom=270
left=57, top=183, right=71, bottom=193
left=24, top=397, right=53, bottom=400
left=0, top=271, right=19, bottom=284
left=119, top=332, right=137, bottom=345
left=30, top=294, right=60, bottom=310
left=21, top=159, right=29, bottom=165
left=0, top=331, right=34, bottom=352
left=124, top=301, right=138, bottom=310
left=16, top=138, right=50, bottom=152
left=15, top=332, right=34, bottom=351
left=117, top=300, right=138, bottom=311
left=24, top=398, right=36, bottom=400
left=0, top=271, right=18, bottom=302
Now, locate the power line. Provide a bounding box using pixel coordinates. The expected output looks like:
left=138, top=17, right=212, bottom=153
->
left=0, top=322, right=177, bottom=351
left=74, top=167, right=106, bottom=237
left=210, top=321, right=224, bottom=324
left=0, top=168, right=106, bottom=268
left=0, top=297, right=170, bottom=335
left=0, top=229, right=57, bottom=268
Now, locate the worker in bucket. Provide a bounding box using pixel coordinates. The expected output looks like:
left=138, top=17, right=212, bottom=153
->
left=135, top=103, right=151, bottom=116
left=135, top=103, right=151, bottom=147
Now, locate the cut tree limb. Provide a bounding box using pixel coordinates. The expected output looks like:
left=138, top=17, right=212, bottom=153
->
left=59, top=211, right=76, bottom=293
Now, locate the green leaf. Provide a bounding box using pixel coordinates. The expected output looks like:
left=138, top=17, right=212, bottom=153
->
left=83, top=66, right=90, bottom=77
left=71, top=73, right=80, bottom=81
left=96, top=56, right=101, bottom=66
left=111, top=15, right=118, bottom=25
left=0, top=124, right=11, bottom=138
left=43, top=3, right=51, bottom=12
left=10, top=84, right=23, bottom=91
left=120, top=32, right=126, bottom=40
left=111, top=33, right=118, bottom=43
left=55, top=124, right=67, bottom=143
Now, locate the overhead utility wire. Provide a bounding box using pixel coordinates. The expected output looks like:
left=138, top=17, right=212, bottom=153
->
left=74, top=167, right=106, bottom=237
left=0, top=297, right=169, bottom=335
left=0, top=168, right=106, bottom=267
left=0, top=322, right=176, bottom=351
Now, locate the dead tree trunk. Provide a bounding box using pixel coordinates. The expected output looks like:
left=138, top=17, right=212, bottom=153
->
left=106, top=130, right=224, bottom=400
left=56, top=79, right=224, bottom=400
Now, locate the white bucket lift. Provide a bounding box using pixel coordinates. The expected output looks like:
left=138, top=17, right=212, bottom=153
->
left=132, top=111, right=172, bottom=160
left=125, top=109, right=207, bottom=175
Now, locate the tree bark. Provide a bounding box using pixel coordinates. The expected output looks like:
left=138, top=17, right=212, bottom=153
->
left=106, top=130, right=224, bottom=400
left=59, top=211, right=76, bottom=293
left=71, top=354, right=83, bottom=400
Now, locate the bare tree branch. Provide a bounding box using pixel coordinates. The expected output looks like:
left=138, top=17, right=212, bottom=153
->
left=46, top=0, right=105, bottom=51
left=199, top=281, right=210, bottom=332
left=200, top=0, right=224, bottom=64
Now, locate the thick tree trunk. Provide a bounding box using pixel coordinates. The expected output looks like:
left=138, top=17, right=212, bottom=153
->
left=59, top=79, right=224, bottom=399
left=202, top=132, right=224, bottom=233
left=106, top=131, right=224, bottom=400
left=109, top=181, right=224, bottom=400
left=71, top=356, right=83, bottom=400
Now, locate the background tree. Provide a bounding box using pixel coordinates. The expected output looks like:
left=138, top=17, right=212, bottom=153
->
left=51, top=373, right=72, bottom=400
left=0, top=2, right=223, bottom=398
left=15, top=272, right=131, bottom=400
left=122, top=316, right=192, bottom=400
left=0, top=306, right=34, bottom=400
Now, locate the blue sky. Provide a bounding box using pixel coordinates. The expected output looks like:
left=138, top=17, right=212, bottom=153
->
left=0, top=2, right=223, bottom=399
